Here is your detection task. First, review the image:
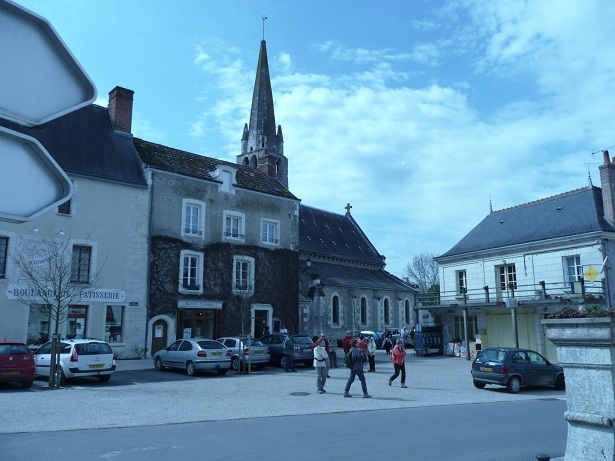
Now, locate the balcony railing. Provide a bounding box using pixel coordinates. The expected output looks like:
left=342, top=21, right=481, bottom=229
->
left=416, top=279, right=606, bottom=307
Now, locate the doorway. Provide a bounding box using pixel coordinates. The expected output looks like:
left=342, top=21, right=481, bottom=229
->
left=68, top=305, right=87, bottom=339
left=151, top=319, right=167, bottom=355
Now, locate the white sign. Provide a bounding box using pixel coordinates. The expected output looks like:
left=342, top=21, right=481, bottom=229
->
left=5, top=285, right=125, bottom=302
left=177, top=299, right=223, bottom=309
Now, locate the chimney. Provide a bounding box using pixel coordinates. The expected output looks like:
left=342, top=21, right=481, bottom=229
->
left=599, top=150, right=615, bottom=224
left=108, top=86, right=134, bottom=134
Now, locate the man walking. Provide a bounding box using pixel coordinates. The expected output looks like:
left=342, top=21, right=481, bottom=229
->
left=283, top=334, right=297, bottom=372
left=344, top=338, right=371, bottom=398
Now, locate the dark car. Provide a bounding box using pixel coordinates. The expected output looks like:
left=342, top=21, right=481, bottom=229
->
left=259, top=333, right=314, bottom=368
left=471, top=347, right=565, bottom=394
left=0, top=341, right=35, bottom=388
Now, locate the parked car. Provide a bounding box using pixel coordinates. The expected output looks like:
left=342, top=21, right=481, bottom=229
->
left=0, top=341, right=35, bottom=388
left=259, top=333, right=314, bottom=368
left=216, top=336, right=270, bottom=371
left=34, top=338, right=116, bottom=386
left=153, top=338, right=231, bottom=376
left=361, top=331, right=384, bottom=349
left=471, top=347, right=565, bottom=394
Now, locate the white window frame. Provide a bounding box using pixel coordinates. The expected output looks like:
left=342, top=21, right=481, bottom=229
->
left=179, top=250, right=203, bottom=294
left=232, top=255, right=254, bottom=295
left=223, top=210, right=245, bottom=242
left=456, top=270, right=467, bottom=294
left=564, top=255, right=582, bottom=283
left=260, top=218, right=280, bottom=246
left=181, top=199, right=205, bottom=238
left=218, top=168, right=236, bottom=194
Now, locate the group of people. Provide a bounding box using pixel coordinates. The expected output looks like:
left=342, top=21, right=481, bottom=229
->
left=313, top=329, right=407, bottom=397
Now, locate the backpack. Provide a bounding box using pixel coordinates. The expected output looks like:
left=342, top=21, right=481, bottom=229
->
left=344, top=350, right=354, bottom=368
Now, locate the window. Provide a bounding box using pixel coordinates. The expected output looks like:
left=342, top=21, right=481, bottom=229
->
left=219, top=169, right=234, bottom=193
left=67, top=305, right=87, bottom=339
left=332, top=295, right=340, bottom=325
left=360, top=297, right=367, bottom=325
left=182, top=199, right=205, bottom=238
left=233, top=255, right=254, bottom=294
left=499, top=264, right=517, bottom=291
left=261, top=219, right=279, bottom=245
left=179, top=250, right=203, bottom=293
left=71, top=245, right=91, bottom=283
left=564, top=256, right=582, bottom=283
left=383, top=298, right=390, bottom=325
left=453, top=315, right=477, bottom=341
left=105, top=305, right=124, bottom=342
left=457, top=270, right=467, bottom=294
left=223, top=211, right=245, bottom=241
left=58, top=199, right=71, bottom=215
left=0, top=236, right=7, bottom=278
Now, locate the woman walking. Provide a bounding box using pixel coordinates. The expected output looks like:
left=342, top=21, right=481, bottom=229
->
left=388, top=339, right=407, bottom=388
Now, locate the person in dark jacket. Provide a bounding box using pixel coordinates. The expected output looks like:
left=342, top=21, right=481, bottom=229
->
left=344, top=338, right=371, bottom=398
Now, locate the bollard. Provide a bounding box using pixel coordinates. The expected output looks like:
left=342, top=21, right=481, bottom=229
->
left=535, top=454, right=550, bottom=461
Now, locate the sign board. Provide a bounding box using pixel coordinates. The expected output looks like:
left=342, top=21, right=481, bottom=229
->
left=505, top=297, right=518, bottom=308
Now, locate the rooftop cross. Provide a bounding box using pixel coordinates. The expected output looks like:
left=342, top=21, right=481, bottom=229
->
left=262, top=15, right=267, bottom=40
left=345, top=203, right=352, bottom=215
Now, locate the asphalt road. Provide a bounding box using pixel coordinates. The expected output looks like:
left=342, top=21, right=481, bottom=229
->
left=0, top=350, right=567, bottom=460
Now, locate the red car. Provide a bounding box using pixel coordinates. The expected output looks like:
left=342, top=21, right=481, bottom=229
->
left=0, top=341, right=35, bottom=389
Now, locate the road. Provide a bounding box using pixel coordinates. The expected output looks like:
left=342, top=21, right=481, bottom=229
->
left=0, top=351, right=567, bottom=460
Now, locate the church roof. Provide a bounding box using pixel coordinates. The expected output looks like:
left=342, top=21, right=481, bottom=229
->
left=438, top=186, right=614, bottom=260
left=0, top=105, right=147, bottom=188
left=134, top=138, right=298, bottom=200
left=299, top=204, right=383, bottom=265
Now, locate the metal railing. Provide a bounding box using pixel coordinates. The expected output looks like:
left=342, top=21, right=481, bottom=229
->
left=416, top=279, right=606, bottom=307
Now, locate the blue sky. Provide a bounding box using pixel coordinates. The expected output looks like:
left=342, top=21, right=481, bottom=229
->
left=14, top=0, right=615, bottom=278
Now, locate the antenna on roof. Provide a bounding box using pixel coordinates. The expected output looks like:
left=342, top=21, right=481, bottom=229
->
left=588, top=167, right=593, bottom=187
left=489, top=195, right=493, bottom=214
left=262, top=15, right=268, bottom=40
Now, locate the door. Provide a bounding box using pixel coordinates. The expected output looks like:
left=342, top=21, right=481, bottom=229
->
left=254, top=310, right=268, bottom=338
left=151, top=320, right=167, bottom=355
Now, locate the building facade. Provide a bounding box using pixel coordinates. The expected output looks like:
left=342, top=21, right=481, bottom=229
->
left=431, top=152, right=615, bottom=362
left=0, top=88, right=150, bottom=358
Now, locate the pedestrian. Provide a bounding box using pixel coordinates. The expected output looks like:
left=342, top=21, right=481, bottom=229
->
left=357, top=334, right=369, bottom=359
left=342, top=330, right=353, bottom=354
left=312, top=333, right=331, bottom=377
left=328, top=336, right=338, bottom=368
left=388, top=338, right=407, bottom=388
left=280, top=325, right=288, bottom=334
left=344, top=338, right=371, bottom=398
left=314, top=338, right=328, bottom=394
left=383, top=329, right=393, bottom=355
left=283, top=334, right=297, bottom=372
left=366, top=334, right=376, bottom=372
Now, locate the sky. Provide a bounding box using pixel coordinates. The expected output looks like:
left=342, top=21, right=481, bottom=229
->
left=12, top=0, right=615, bottom=278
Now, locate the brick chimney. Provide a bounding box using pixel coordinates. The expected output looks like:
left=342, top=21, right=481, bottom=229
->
left=108, top=86, right=134, bottom=134
left=599, top=150, right=615, bottom=224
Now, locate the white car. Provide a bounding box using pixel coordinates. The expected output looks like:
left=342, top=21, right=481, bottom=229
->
left=34, top=338, right=116, bottom=385
left=216, top=336, right=270, bottom=371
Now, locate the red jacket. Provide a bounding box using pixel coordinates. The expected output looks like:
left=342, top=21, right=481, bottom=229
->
left=342, top=335, right=353, bottom=353
left=391, top=344, right=406, bottom=365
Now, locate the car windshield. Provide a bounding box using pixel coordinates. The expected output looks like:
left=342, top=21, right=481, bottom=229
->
left=479, top=349, right=506, bottom=362
left=293, top=336, right=313, bottom=346
left=197, top=340, right=226, bottom=350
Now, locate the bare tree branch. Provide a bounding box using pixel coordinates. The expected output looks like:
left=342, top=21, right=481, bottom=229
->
left=403, top=252, right=440, bottom=294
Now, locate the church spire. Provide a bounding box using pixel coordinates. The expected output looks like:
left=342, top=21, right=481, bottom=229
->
left=237, top=39, right=288, bottom=188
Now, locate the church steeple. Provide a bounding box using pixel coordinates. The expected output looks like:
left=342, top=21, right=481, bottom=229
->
left=237, top=40, right=288, bottom=188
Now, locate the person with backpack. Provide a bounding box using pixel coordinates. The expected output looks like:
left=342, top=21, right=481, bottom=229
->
left=343, top=338, right=371, bottom=398
left=388, top=338, right=407, bottom=388
left=283, top=334, right=297, bottom=372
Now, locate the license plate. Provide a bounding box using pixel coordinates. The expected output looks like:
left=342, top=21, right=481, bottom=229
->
left=1, top=370, right=19, bottom=376
left=254, top=350, right=263, bottom=355
left=212, top=351, right=223, bottom=356
left=480, top=367, right=493, bottom=372
left=89, top=364, right=104, bottom=369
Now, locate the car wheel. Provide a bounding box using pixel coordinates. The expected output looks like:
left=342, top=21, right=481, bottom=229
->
left=99, top=374, right=111, bottom=383
left=506, top=376, right=521, bottom=394
left=280, top=355, right=287, bottom=368
left=473, top=380, right=486, bottom=389
left=231, top=356, right=240, bottom=371
left=21, top=380, right=33, bottom=389
left=186, top=361, right=197, bottom=376
left=217, top=368, right=228, bottom=376
left=154, top=357, right=165, bottom=371
left=554, top=374, right=565, bottom=390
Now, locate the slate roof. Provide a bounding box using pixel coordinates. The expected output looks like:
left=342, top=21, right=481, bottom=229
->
left=134, top=138, right=298, bottom=200
left=0, top=105, right=147, bottom=188
left=299, top=205, right=383, bottom=265
left=439, top=186, right=614, bottom=259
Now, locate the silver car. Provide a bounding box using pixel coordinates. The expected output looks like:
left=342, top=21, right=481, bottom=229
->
left=216, top=336, right=270, bottom=371
left=153, top=338, right=231, bottom=376
left=34, top=338, right=116, bottom=385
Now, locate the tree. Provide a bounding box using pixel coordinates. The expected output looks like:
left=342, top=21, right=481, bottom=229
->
left=403, top=252, right=440, bottom=305
left=10, top=230, right=103, bottom=388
